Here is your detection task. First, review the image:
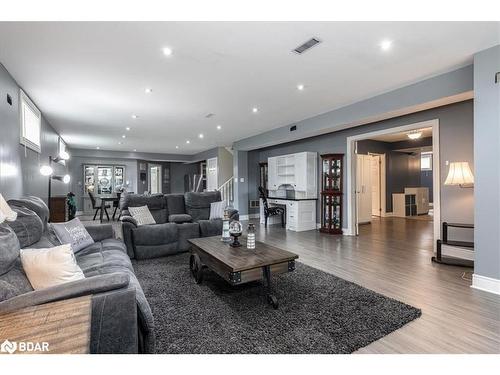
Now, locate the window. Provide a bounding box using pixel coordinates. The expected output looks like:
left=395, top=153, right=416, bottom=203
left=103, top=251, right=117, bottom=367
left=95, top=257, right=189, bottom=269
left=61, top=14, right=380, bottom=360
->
left=421, top=152, right=433, bottom=171
left=19, top=90, right=41, bottom=153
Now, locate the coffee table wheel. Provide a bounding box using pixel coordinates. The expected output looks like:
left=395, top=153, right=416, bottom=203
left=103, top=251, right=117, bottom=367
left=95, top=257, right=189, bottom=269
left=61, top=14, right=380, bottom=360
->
left=189, top=254, right=204, bottom=284
left=267, top=294, right=279, bottom=309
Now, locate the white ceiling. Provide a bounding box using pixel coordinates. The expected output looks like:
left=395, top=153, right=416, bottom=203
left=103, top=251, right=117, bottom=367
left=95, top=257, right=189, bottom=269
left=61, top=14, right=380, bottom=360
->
left=369, top=127, right=433, bottom=142
left=0, top=22, right=498, bottom=154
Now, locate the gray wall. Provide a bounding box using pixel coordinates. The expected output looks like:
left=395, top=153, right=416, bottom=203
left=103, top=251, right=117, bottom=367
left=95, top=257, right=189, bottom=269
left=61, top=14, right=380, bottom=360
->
left=0, top=63, right=67, bottom=202
left=218, top=147, right=233, bottom=187
left=473, top=45, right=500, bottom=281
left=170, top=162, right=200, bottom=194
left=246, top=101, right=474, bottom=239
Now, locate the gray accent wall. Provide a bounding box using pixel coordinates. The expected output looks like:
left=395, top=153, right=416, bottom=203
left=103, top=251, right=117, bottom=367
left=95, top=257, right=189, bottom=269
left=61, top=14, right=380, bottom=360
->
left=473, top=45, right=500, bottom=281
left=245, top=101, right=474, bottom=242
left=0, top=63, right=68, bottom=202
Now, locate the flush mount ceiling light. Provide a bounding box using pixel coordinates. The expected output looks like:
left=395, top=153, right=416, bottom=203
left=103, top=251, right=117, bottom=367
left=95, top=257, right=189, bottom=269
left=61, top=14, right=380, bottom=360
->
left=216, top=125, right=222, bottom=130
left=131, top=114, right=138, bottom=119
left=380, top=39, right=393, bottom=51
left=252, top=107, right=259, bottom=113
left=198, top=133, right=204, bottom=139
left=297, top=84, right=305, bottom=91
left=407, top=130, right=422, bottom=140
left=162, top=47, right=173, bottom=56
left=144, top=88, right=153, bottom=94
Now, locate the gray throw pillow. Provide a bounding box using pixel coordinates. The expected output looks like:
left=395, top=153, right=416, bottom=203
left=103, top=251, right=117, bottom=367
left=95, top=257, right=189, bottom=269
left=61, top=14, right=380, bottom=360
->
left=51, top=218, right=94, bottom=253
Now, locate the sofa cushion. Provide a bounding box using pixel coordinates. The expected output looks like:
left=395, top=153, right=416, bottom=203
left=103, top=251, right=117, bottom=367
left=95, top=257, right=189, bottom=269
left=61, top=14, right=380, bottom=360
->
left=0, top=260, right=33, bottom=301
left=184, top=191, right=222, bottom=222
left=132, top=223, right=178, bottom=246
left=165, top=194, right=186, bottom=214
left=77, top=238, right=128, bottom=256
left=0, top=280, right=19, bottom=302
left=198, top=219, right=223, bottom=237
left=8, top=196, right=50, bottom=232
left=0, top=224, right=20, bottom=276
left=6, top=206, right=44, bottom=248
left=51, top=218, right=95, bottom=253
left=168, top=214, right=192, bottom=223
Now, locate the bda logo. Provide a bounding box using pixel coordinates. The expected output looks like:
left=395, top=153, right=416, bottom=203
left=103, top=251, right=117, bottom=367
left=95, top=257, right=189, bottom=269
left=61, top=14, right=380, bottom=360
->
left=1, top=339, right=17, bottom=354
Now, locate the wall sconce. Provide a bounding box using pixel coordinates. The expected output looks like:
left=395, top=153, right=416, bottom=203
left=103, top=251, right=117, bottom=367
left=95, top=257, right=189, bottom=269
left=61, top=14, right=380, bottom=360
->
left=39, top=151, right=71, bottom=216
left=444, top=161, right=474, bottom=188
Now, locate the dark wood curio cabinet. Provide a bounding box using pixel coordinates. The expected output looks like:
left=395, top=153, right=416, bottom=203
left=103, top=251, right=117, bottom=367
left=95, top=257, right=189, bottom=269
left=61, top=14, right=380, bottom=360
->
left=320, top=154, right=344, bottom=234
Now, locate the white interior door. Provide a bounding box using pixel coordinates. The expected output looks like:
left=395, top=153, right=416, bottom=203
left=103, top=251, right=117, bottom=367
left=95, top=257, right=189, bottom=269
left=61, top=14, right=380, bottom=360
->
left=148, top=164, right=162, bottom=194
left=206, top=157, right=218, bottom=191
left=370, top=155, right=381, bottom=216
left=356, top=154, right=372, bottom=224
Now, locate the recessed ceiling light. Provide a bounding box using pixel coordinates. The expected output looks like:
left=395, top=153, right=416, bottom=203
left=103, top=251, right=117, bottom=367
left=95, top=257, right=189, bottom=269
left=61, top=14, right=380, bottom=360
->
left=122, top=135, right=126, bottom=139
left=186, top=140, right=190, bottom=144
left=118, top=141, right=122, bottom=145
left=126, top=127, right=130, bottom=131
left=252, top=107, right=259, bottom=113
left=407, top=130, right=422, bottom=140
left=133, top=149, right=137, bottom=152
left=297, top=84, right=305, bottom=91
left=144, top=88, right=153, bottom=94
left=198, top=133, right=204, bottom=139
left=162, top=47, right=173, bottom=56
left=380, top=39, right=393, bottom=51
left=96, top=146, right=100, bottom=150
left=131, top=114, right=138, bottom=119
left=175, top=145, right=179, bottom=149
left=216, top=125, right=222, bottom=130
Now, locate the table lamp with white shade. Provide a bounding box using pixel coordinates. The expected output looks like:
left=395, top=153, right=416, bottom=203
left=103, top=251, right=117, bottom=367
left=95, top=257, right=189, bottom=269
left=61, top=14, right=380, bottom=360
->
left=444, top=162, right=474, bottom=188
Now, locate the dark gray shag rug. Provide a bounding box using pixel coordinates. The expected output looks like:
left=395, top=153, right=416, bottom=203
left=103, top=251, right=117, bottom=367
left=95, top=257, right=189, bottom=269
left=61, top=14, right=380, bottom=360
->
left=133, top=253, right=421, bottom=354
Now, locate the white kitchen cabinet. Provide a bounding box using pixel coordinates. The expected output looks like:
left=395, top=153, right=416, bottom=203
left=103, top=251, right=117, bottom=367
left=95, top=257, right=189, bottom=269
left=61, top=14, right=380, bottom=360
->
left=268, top=157, right=278, bottom=190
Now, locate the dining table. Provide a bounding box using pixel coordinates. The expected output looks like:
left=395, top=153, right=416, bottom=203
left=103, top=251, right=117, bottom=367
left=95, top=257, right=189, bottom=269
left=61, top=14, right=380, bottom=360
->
left=99, top=194, right=120, bottom=223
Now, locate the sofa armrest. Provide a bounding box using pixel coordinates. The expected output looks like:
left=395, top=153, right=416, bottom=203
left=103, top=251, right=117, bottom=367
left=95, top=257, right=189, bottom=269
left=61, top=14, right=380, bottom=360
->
left=84, top=224, right=114, bottom=241
left=121, top=214, right=138, bottom=227
left=0, top=272, right=130, bottom=314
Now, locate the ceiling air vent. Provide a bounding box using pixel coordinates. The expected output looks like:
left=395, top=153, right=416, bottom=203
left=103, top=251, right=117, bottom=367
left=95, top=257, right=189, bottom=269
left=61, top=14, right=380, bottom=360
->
left=205, top=113, right=215, bottom=118
left=293, top=37, right=321, bottom=54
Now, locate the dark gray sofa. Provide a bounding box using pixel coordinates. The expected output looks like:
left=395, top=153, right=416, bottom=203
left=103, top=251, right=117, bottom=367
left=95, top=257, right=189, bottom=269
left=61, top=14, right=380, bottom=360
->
left=120, top=191, right=238, bottom=259
left=0, top=196, right=154, bottom=354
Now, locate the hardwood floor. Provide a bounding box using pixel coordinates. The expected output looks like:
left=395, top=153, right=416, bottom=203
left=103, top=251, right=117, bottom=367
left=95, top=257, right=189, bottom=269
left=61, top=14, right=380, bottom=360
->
left=251, top=216, right=500, bottom=354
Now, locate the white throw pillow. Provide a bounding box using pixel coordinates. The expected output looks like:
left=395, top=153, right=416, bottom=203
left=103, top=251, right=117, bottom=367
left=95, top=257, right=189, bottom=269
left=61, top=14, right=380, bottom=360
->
left=20, top=244, right=85, bottom=290
left=209, top=201, right=226, bottom=220
left=128, top=205, right=156, bottom=226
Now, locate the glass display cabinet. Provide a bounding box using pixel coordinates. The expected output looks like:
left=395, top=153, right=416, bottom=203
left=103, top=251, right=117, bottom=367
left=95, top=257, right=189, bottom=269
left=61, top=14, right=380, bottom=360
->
left=84, top=165, right=126, bottom=196
left=320, top=154, right=344, bottom=234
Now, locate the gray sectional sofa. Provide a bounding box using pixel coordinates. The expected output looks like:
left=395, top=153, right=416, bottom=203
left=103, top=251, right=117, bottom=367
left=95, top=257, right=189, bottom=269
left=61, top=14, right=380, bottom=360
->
left=120, top=191, right=238, bottom=259
left=0, top=197, right=154, bottom=354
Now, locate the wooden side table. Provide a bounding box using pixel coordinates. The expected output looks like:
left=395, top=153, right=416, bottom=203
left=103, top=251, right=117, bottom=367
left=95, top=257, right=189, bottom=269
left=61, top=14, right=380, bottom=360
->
left=0, top=296, right=91, bottom=354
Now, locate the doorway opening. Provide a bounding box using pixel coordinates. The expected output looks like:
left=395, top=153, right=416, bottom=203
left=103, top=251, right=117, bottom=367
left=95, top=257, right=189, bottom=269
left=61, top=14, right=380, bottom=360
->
left=347, top=119, right=440, bottom=251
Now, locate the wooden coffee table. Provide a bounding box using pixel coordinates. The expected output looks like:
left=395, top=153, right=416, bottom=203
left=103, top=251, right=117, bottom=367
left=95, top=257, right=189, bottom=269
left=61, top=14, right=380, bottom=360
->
left=188, top=236, right=299, bottom=309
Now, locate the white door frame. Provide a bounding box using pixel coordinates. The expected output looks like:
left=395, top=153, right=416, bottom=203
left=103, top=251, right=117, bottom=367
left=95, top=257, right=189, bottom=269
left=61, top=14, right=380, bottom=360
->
left=368, top=153, right=384, bottom=217
left=346, top=119, right=440, bottom=251
left=147, top=163, right=162, bottom=194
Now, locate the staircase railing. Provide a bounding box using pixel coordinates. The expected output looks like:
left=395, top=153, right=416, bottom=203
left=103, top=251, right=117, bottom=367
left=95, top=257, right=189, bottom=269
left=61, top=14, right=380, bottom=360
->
left=217, top=177, right=234, bottom=206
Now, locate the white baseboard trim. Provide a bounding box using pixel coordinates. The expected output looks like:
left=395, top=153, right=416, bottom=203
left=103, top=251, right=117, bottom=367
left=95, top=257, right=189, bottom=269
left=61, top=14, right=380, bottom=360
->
left=471, top=274, right=500, bottom=295
left=240, top=213, right=260, bottom=221
left=441, top=244, right=474, bottom=261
